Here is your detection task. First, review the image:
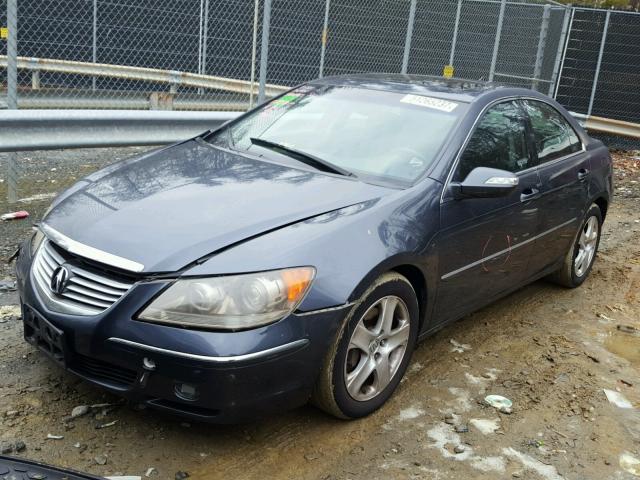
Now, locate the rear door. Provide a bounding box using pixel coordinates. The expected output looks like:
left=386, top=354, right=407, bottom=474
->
left=521, top=99, right=590, bottom=275
left=433, top=100, right=541, bottom=324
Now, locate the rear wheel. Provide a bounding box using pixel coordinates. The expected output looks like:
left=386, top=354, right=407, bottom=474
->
left=548, top=203, right=602, bottom=288
left=312, top=272, right=419, bottom=419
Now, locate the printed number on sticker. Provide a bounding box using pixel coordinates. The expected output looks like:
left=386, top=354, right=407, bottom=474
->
left=400, top=94, right=458, bottom=113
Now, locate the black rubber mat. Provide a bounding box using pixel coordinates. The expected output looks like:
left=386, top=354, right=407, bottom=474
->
left=0, top=456, right=103, bottom=480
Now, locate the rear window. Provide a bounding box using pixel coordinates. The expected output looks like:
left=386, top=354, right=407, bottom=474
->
left=522, top=100, right=582, bottom=164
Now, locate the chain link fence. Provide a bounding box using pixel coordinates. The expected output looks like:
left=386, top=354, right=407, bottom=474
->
left=1, top=0, right=572, bottom=112
left=555, top=7, right=640, bottom=124
left=1, top=0, right=639, bottom=121
left=2, top=0, right=640, bottom=204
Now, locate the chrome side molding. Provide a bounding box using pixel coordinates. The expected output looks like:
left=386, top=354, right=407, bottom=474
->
left=441, top=217, right=578, bottom=280
left=107, top=337, right=309, bottom=364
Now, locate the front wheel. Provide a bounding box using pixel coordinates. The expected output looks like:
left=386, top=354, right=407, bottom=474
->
left=312, top=272, right=419, bottom=419
left=548, top=203, right=602, bottom=288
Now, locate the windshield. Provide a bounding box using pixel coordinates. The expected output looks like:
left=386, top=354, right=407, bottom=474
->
left=207, top=85, right=466, bottom=185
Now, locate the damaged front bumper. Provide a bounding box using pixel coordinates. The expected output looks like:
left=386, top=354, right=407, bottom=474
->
left=15, top=241, right=348, bottom=423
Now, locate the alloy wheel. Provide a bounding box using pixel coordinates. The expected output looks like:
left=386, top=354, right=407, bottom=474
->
left=575, top=216, right=599, bottom=277
left=344, top=296, right=411, bottom=402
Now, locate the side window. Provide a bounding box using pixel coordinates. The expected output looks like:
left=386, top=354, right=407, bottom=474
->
left=522, top=100, right=581, bottom=164
left=455, top=101, right=531, bottom=181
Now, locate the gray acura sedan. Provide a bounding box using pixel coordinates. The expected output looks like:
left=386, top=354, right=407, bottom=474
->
left=15, top=75, right=612, bottom=422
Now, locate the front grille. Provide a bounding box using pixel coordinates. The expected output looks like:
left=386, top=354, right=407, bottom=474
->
left=71, top=353, right=138, bottom=388
left=32, top=239, right=134, bottom=315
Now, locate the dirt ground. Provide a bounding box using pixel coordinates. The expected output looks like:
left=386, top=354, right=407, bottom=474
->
left=0, top=148, right=639, bottom=480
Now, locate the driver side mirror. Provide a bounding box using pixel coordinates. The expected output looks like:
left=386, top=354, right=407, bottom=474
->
left=450, top=167, right=519, bottom=199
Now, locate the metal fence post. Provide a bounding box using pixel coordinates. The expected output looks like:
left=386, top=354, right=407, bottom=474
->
left=202, top=0, right=210, bottom=77
left=488, top=0, right=506, bottom=82
left=6, top=0, right=17, bottom=110
left=197, top=0, right=210, bottom=95
left=92, top=0, right=97, bottom=90
left=449, top=0, right=462, bottom=67
left=319, top=0, right=330, bottom=77
left=532, top=4, right=550, bottom=91
left=249, top=0, right=259, bottom=108
left=257, top=0, right=272, bottom=104
left=197, top=0, right=204, bottom=77
left=401, top=0, right=416, bottom=74
left=7, top=0, right=19, bottom=203
left=588, top=9, right=610, bottom=116
left=550, top=6, right=573, bottom=98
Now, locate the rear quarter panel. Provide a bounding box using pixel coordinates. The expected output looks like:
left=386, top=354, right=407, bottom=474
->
left=585, top=138, right=613, bottom=208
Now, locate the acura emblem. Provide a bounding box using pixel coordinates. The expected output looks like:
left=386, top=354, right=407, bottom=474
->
left=50, top=265, right=70, bottom=295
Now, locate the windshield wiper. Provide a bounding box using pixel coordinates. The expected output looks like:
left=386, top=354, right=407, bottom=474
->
left=249, top=137, right=354, bottom=177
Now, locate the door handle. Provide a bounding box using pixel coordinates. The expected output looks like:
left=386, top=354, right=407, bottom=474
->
left=520, top=187, right=540, bottom=203
left=578, top=168, right=590, bottom=182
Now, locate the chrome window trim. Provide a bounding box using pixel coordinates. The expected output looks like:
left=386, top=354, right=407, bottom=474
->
left=530, top=149, right=586, bottom=173
left=40, top=223, right=145, bottom=273
left=440, top=95, right=586, bottom=204
left=107, top=337, right=309, bottom=364
left=441, top=217, right=577, bottom=280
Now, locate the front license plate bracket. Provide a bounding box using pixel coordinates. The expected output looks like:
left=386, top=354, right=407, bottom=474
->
left=23, top=305, right=66, bottom=366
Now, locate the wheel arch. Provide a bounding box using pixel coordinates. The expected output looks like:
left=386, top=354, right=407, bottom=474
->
left=592, top=195, right=609, bottom=220
left=347, top=255, right=431, bottom=333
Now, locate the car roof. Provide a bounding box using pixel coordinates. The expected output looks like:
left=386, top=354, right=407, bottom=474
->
left=308, top=73, right=542, bottom=104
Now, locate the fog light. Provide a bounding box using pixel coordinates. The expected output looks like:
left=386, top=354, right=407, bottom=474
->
left=175, top=383, right=198, bottom=401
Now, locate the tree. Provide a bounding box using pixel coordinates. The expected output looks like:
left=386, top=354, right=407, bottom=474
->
left=554, top=0, right=635, bottom=9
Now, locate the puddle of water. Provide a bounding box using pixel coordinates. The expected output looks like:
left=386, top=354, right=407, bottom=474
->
left=605, top=328, right=640, bottom=368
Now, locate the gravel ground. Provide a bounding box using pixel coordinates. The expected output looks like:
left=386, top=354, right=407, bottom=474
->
left=0, top=147, right=639, bottom=480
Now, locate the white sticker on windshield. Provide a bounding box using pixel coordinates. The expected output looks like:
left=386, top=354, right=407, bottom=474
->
left=400, top=94, right=458, bottom=112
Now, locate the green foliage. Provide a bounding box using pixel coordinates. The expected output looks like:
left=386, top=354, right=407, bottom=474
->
left=554, top=0, right=634, bottom=8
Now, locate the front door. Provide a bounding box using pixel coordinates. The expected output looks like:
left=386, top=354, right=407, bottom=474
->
left=433, top=100, right=541, bottom=324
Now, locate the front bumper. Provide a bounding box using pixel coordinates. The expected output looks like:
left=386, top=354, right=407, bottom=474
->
left=15, top=242, right=348, bottom=423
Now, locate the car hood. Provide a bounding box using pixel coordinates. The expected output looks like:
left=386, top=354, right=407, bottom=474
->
left=42, top=139, right=393, bottom=273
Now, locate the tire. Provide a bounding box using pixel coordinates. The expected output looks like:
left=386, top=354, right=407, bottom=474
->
left=548, top=203, right=602, bottom=288
left=312, top=272, right=419, bottom=419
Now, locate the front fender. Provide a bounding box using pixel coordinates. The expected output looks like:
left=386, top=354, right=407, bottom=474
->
left=185, top=180, right=442, bottom=312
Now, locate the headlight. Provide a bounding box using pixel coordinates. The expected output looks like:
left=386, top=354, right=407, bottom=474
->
left=30, top=229, right=45, bottom=256
left=137, top=267, right=315, bottom=330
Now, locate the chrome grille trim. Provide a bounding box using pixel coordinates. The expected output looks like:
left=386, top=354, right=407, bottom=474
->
left=31, top=239, right=135, bottom=316
left=40, top=223, right=145, bottom=273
